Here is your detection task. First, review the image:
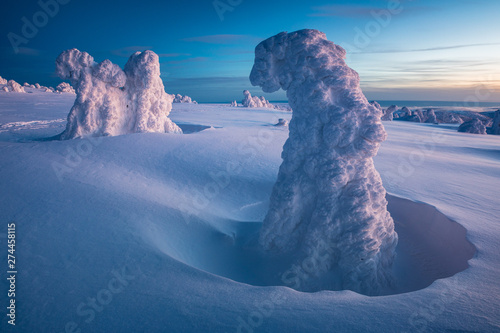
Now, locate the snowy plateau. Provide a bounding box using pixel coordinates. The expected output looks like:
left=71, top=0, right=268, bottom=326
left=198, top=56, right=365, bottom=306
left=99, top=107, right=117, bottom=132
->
left=0, top=87, right=499, bottom=332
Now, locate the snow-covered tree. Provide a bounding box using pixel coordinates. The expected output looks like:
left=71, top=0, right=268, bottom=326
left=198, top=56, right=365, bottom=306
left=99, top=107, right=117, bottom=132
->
left=381, top=105, right=397, bottom=121
left=56, top=82, right=76, bottom=94
left=425, top=109, right=437, bottom=124
left=56, top=49, right=181, bottom=139
left=458, top=118, right=486, bottom=134
left=492, top=110, right=500, bottom=135
left=250, top=29, right=397, bottom=295
left=7, top=80, right=25, bottom=93
left=172, top=94, right=197, bottom=104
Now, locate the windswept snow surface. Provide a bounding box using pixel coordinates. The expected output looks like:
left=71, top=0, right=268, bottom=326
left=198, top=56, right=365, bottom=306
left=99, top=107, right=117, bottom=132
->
left=0, top=93, right=499, bottom=332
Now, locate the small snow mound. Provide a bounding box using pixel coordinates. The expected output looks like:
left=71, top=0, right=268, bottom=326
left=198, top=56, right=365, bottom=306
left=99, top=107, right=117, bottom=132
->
left=0, top=76, right=7, bottom=85
left=251, top=29, right=397, bottom=295
left=230, top=100, right=238, bottom=107
left=458, top=118, right=487, bottom=134
left=56, top=48, right=181, bottom=139
left=274, top=118, right=288, bottom=127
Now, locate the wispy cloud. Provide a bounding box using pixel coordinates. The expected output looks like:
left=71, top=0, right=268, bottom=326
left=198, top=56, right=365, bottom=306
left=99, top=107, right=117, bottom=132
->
left=16, top=47, right=41, bottom=56
left=310, top=4, right=434, bottom=17
left=111, top=46, right=153, bottom=57
left=182, top=34, right=261, bottom=45
left=164, top=57, right=208, bottom=65
left=157, top=53, right=191, bottom=58
left=349, top=43, right=500, bottom=54
left=164, top=76, right=248, bottom=83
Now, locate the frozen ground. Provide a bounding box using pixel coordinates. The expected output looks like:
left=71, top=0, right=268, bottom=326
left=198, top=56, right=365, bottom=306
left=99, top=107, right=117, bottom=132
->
left=0, top=91, right=499, bottom=332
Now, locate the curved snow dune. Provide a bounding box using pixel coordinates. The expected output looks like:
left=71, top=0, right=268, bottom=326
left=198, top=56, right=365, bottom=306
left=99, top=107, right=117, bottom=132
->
left=0, top=100, right=498, bottom=332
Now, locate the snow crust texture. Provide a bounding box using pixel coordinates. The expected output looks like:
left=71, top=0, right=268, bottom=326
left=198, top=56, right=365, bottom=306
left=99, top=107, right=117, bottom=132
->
left=250, top=29, right=398, bottom=295
left=56, top=49, right=181, bottom=139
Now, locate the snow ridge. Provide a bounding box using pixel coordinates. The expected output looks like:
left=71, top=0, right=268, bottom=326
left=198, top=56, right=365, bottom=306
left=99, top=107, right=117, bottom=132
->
left=250, top=29, right=398, bottom=295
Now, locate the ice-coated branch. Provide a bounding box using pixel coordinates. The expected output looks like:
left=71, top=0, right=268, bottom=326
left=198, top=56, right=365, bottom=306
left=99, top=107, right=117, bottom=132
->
left=250, top=29, right=398, bottom=294
left=55, top=49, right=181, bottom=139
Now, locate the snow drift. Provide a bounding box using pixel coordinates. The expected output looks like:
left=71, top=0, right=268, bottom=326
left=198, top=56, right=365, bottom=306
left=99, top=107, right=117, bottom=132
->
left=55, top=49, right=181, bottom=139
left=250, top=29, right=398, bottom=295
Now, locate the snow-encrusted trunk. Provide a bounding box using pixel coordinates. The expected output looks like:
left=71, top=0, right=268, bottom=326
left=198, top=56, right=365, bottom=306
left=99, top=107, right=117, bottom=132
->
left=250, top=29, right=397, bottom=295
left=56, top=49, right=181, bottom=139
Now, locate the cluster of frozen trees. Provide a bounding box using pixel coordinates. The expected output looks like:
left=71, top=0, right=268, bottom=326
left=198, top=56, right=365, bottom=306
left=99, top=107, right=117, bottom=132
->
left=380, top=105, right=499, bottom=135
left=55, top=82, right=76, bottom=94
left=55, top=49, right=181, bottom=139
left=241, top=90, right=274, bottom=108
left=171, top=94, right=197, bottom=104
left=237, top=90, right=292, bottom=111
left=0, top=75, right=76, bottom=94
left=0, top=77, right=25, bottom=93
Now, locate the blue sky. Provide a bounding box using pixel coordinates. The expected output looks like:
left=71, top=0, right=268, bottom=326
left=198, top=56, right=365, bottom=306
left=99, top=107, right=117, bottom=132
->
left=0, top=0, right=499, bottom=102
